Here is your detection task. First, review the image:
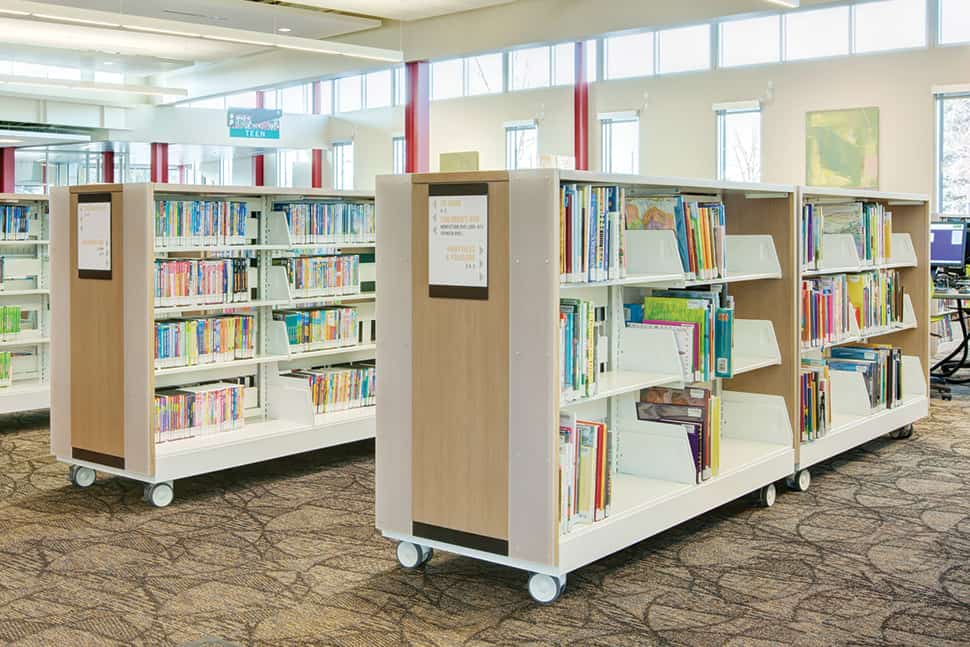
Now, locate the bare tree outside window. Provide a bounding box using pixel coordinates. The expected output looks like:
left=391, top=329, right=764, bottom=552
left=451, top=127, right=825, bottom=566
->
left=939, top=96, right=970, bottom=215
left=718, top=110, right=761, bottom=183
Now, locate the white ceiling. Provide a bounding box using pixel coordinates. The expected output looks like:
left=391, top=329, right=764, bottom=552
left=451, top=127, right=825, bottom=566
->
left=270, top=0, right=519, bottom=22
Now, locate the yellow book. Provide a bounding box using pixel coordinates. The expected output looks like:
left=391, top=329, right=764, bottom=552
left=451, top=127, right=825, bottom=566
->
left=846, top=274, right=866, bottom=326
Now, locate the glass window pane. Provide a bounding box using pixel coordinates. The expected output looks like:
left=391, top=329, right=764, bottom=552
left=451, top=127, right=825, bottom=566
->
left=510, top=46, right=550, bottom=90
left=605, top=32, right=654, bottom=79
left=658, top=24, right=710, bottom=74
left=853, top=0, right=926, bottom=53
left=13, top=62, right=48, bottom=77
left=319, top=80, right=333, bottom=115
left=431, top=59, right=463, bottom=100
left=939, top=96, right=970, bottom=214
left=602, top=119, right=639, bottom=174
left=227, top=92, right=258, bottom=109
left=721, top=111, right=761, bottom=182
left=333, top=142, right=354, bottom=190
left=784, top=6, right=850, bottom=60
left=586, top=40, right=598, bottom=82
left=394, top=66, right=406, bottom=105
left=262, top=90, right=279, bottom=110
left=94, top=70, right=124, bottom=84
left=553, top=43, right=574, bottom=85
left=336, top=75, right=362, bottom=112
left=365, top=69, right=392, bottom=109
left=941, top=0, right=970, bottom=44
left=393, top=136, right=406, bottom=174
left=466, top=53, right=503, bottom=95
left=506, top=126, right=538, bottom=169
left=720, top=15, right=781, bottom=67
left=281, top=85, right=309, bottom=113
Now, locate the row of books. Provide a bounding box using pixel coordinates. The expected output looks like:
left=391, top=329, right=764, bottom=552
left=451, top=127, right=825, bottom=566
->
left=801, top=201, right=893, bottom=269
left=559, top=298, right=606, bottom=402
left=154, top=259, right=250, bottom=307
left=801, top=343, right=905, bottom=442
left=155, top=200, right=249, bottom=248
left=273, top=307, right=359, bottom=352
left=625, top=287, right=735, bottom=383
left=154, top=381, right=246, bottom=443
left=558, top=413, right=612, bottom=534
left=560, top=184, right=625, bottom=283
left=154, top=315, right=255, bottom=370
left=275, top=255, right=361, bottom=298
left=285, top=361, right=376, bottom=415
left=636, top=386, right=721, bottom=483
left=800, top=270, right=903, bottom=348
left=0, top=352, right=10, bottom=387
left=0, top=206, right=31, bottom=240
left=277, top=202, right=376, bottom=245
left=628, top=196, right=727, bottom=281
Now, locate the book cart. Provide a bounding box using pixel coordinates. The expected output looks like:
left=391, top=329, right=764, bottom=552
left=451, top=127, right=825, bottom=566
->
left=376, top=170, right=801, bottom=603
left=51, top=184, right=377, bottom=506
left=793, top=187, right=930, bottom=482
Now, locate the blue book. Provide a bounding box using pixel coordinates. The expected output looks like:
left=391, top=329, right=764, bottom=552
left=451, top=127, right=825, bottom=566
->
left=714, top=306, right=734, bottom=378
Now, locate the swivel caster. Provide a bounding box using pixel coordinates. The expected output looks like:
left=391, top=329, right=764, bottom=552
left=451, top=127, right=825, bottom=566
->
left=68, top=465, right=96, bottom=488
left=757, top=483, right=777, bottom=508
left=396, top=542, right=433, bottom=569
left=144, top=482, right=174, bottom=508
left=528, top=572, right=566, bottom=604
left=889, top=425, right=913, bottom=440
left=786, top=469, right=811, bottom=492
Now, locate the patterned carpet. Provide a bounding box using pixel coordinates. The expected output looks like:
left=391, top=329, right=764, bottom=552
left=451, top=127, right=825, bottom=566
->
left=1, top=401, right=970, bottom=646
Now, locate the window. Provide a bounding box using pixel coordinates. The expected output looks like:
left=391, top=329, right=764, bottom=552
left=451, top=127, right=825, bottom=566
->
left=505, top=123, right=538, bottom=169
left=510, top=46, right=551, bottom=90
left=281, top=84, right=310, bottom=113
left=720, top=15, right=781, bottom=67
left=940, top=0, right=970, bottom=45
left=853, top=0, right=926, bottom=54
left=319, top=80, right=334, bottom=115
left=393, top=136, right=406, bottom=174
left=226, top=91, right=258, bottom=109
left=605, top=32, right=654, bottom=79
left=717, top=108, right=761, bottom=182
left=336, top=75, right=362, bottom=112
left=333, top=141, right=354, bottom=190
left=262, top=90, right=279, bottom=110
left=394, top=66, right=406, bottom=105
left=277, top=150, right=309, bottom=188
left=552, top=40, right=599, bottom=85
left=12, top=62, right=49, bottom=77
left=937, top=94, right=970, bottom=215
left=94, top=70, right=124, bottom=84
left=600, top=116, right=639, bottom=174
left=431, top=59, right=463, bottom=100
left=364, top=69, right=392, bottom=109
left=784, top=6, right=850, bottom=61
left=657, top=24, right=710, bottom=74
left=466, top=53, right=503, bottom=96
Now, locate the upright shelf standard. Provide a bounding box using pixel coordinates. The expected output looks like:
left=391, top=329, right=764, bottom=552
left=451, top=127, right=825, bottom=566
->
left=0, top=194, right=50, bottom=414
left=376, top=170, right=799, bottom=603
left=51, top=184, right=377, bottom=505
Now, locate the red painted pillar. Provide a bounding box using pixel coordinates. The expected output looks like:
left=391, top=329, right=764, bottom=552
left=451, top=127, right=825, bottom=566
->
left=255, top=90, right=265, bottom=109
left=253, top=154, right=265, bottom=186
left=178, top=164, right=186, bottom=184
left=405, top=60, right=430, bottom=173
left=0, top=148, right=15, bottom=193
left=574, top=41, right=589, bottom=171
left=311, top=80, right=324, bottom=188
left=151, top=143, right=169, bottom=183
left=102, top=151, right=115, bottom=183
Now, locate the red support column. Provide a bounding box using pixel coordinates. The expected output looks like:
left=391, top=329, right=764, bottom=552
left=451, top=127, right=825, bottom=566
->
left=0, top=148, right=15, bottom=193
left=102, top=151, right=115, bottom=183
left=150, top=142, right=169, bottom=183
left=574, top=41, right=589, bottom=171
left=253, top=154, right=265, bottom=186
left=311, top=80, right=324, bottom=188
left=405, top=60, right=430, bottom=173
left=312, top=81, right=323, bottom=115
left=255, top=90, right=265, bottom=109
left=178, top=164, right=186, bottom=184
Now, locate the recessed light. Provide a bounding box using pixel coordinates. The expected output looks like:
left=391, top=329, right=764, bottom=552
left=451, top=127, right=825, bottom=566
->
left=0, top=139, right=23, bottom=144
left=103, top=61, right=115, bottom=66
left=278, top=27, right=292, bottom=33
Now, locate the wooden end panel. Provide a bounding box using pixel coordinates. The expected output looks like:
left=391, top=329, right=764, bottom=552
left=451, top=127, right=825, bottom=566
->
left=723, top=193, right=800, bottom=458
left=411, top=179, right=511, bottom=549
left=68, top=188, right=126, bottom=468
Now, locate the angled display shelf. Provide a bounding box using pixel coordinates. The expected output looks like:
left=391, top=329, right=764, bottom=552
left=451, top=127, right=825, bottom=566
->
left=50, top=184, right=377, bottom=506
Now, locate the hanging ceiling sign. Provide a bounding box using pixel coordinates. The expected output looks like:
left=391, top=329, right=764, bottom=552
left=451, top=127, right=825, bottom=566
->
left=227, top=107, right=282, bottom=139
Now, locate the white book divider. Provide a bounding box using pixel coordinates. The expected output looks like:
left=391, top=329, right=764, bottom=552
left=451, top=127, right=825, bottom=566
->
left=733, top=319, right=781, bottom=374
left=724, top=235, right=782, bottom=279
left=846, top=308, right=863, bottom=340
left=614, top=397, right=698, bottom=484
left=888, top=233, right=917, bottom=267
left=829, top=369, right=875, bottom=417
left=623, top=230, right=685, bottom=280
left=266, top=211, right=295, bottom=247
left=267, top=371, right=317, bottom=426
left=818, top=234, right=862, bottom=272
left=617, top=326, right=685, bottom=387
left=902, top=355, right=928, bottom=399
left=266, top=265, right=293, bottom=302
left=267, top=318, right=296, bottom=354
left=900, top=293, right=917, bottom=329
left=721, top=391, right=793, bottom=447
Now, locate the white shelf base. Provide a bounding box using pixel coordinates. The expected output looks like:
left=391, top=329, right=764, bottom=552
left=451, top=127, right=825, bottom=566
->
left=799, top=395, right=928, bottom=469
left=154, top=354, right=289, bottom=377
left=0, top=382, right=49, bottom=414
left=560, top=370, right=679, bottom=408
left=0, top=335, right=49, bottom=348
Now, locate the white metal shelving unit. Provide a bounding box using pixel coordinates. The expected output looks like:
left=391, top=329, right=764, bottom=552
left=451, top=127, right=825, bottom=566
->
left=0, top=194, right=50, bottom=415
left=51, top=184, right=377, bottom=506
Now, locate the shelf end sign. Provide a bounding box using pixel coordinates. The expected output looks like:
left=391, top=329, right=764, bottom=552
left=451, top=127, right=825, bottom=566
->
left=428, top=183, right=488, bottom=300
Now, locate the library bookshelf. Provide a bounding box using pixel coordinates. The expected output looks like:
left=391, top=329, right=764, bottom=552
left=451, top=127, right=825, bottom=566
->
left=51, top=184, right=377, bottom=506
left=793, top=187, right=930, bottom=476
left=0, top=194, right=50, bottom=415
left=376, top=170, right=801, bottom=602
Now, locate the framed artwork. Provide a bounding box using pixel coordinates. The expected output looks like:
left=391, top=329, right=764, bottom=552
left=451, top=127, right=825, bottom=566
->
left=806, top=107, right=879, bottom=189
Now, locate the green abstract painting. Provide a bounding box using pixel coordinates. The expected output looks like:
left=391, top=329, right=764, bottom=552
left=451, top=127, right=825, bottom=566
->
left=806, top=107, right=879, bottom=189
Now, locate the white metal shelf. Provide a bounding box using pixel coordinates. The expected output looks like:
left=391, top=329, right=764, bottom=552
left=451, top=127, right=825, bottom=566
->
left=154, top=354, right=290, bottom=377
left=0, top=382, right=49, bottom=414
left=559, top=370, right=679, bottom=409
left=0, top=240, right=48, bottom=246
left=0, top=289, right=49, bottom=296
left=0, top=335, right=49, bottom=348
left=153, top=299, right=289, bottom=317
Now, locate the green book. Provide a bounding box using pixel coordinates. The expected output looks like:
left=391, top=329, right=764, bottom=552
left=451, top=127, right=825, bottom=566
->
left=642, top=296, right=710, bottom=381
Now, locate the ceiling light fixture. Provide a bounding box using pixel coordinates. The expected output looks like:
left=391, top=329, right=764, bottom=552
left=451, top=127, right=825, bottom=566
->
left=204, top=34, right=274, bottom=47
left=278, top=27, right=291, bottom=32
left=276, top=42, right=401, bottom=62
left=0, top=139, right=22, bottom=144
left=763, top=0, right=799, bottom=7
left=0, top=9, right=29, bottom=16
left=122, top=24, right=202, bottom=38
left=31, top=13, right=120, bottom=27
